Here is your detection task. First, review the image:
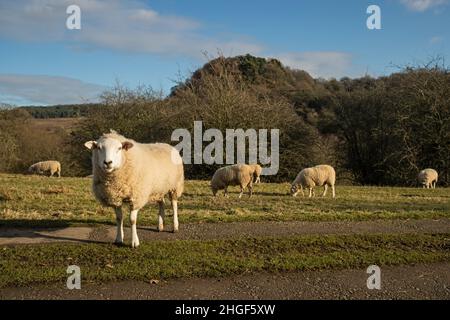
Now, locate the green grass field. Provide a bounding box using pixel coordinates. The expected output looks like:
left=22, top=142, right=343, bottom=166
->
left=1, top=174, right=449, bottom=228
left=0, top=173, right=449, bottom=288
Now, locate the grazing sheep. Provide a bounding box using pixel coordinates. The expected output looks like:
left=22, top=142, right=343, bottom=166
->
left=28, top=161, right=61, bottom=177
left=418, top=168, right=438, bottom=189
left=211, top=164, right=253, bottom=198
left=249, top=164, right=263, bottom=184
left=291, top=165, right=336, bottom=198
left=84, top=130, right=184, bottom=248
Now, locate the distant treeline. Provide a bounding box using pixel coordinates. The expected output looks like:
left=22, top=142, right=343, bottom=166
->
left=19, top=104, right=100, bottom=118
left=1, top=54, right=449, bottom=186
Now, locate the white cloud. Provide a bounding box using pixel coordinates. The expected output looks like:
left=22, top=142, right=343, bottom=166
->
left=0, top=0, right=263, bottom=58
left=0, top=74, right=106, bottom=105
left=400, top=0, right=448, bottom=11
left=276, top=52, right=354, bottom=79
left=429, top=35, right=443, bottom=44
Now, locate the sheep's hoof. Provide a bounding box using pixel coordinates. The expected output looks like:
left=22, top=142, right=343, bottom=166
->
left=114, top=242, right=125, bottom=248
left=131, top=239, right=140, bottom=248
left=158, top=225, right=164, bottom=232
left=114, top=241, right=125, bottom=247
left=173, top=228, right=179, bottom=233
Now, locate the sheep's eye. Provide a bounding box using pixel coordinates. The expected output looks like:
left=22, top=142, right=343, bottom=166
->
left=118, top=147, right=122, bottom=151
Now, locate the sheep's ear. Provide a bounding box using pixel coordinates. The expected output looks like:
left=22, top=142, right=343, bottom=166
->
left=122, top=141, right=134, bottom=151
left=84, top=141, right=97, bottom=150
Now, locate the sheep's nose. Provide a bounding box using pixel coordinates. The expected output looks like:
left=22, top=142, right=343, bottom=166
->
left=104, top=160, right=112, bottom=166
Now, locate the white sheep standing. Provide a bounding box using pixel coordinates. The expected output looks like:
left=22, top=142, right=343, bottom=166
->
left=290, top=164, right=336, bottom=198
left=418, top=168, right=438, bottom=189
left=28, top=160, right=61, bottom=177
left=211, top=164, right=253, bottom=198
left=84, top=131, right=184, bottom=248
left=249, top=164, right=262, bottom=184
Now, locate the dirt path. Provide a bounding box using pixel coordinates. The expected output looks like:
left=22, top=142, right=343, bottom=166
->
left=1, top=218, right=450, bottom=245
left=1, top=262, right=449, bottom=300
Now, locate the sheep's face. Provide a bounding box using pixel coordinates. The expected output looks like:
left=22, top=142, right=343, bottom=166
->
left=290, top=184, right=298, bottom=196
left=84, top=138, right=133, bottom=173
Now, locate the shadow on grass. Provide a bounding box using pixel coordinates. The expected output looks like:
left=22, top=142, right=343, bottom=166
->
left=0, top=219, right=114, bottom=229
left=0, top=229, right=108, bottom=245
left=401, top=193, right=450, bottom=198
left=138, top=226, right=177, bottom=234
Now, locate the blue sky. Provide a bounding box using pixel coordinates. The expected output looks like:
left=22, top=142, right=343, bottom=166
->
left=0, top=0, right=449, bottom=105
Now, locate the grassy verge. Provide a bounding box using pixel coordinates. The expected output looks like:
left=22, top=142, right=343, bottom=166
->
left=1, top=233, right=449, bottom=288
left=1, top=174, right=449, bottom=228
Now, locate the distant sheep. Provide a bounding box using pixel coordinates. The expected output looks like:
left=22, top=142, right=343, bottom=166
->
left=28, top=161, right=61, bottom=177
left=84, top=130, right=184, bottom=248
left=291, top=165, right=336, bottom=198
left=249, top=164, right=262, bottom=184
left=418, top=168, right=438, bottom=189
left=211, top=164, right=253, bottom=198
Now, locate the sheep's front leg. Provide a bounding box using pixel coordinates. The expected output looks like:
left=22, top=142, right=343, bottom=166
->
left=248, top=183, right=253, bottom=198
left=322, top=184, right=328, bottom=197
left=239, top=186, right=244, bottom=199
left=331, top=185, right=336, bottom=198
left=130, top=209, right=140, bottom=248
left=114, top=207, right=124, bottom=245
left=308, top=188, right=313, bottom=198
left=158, top=201, right=165, bottom=232
left=172, top=199, right=179, bottom=233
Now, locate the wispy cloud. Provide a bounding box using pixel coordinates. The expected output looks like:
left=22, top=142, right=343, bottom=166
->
left=429, top=35, right=444, bottom=44
left=0, top=0, right=263, bottom=58
left=276, top=52, right=354, bottom=79
left=400, top=0, right=448, bottom=12
left=0, top=74, right=106, bottom=105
